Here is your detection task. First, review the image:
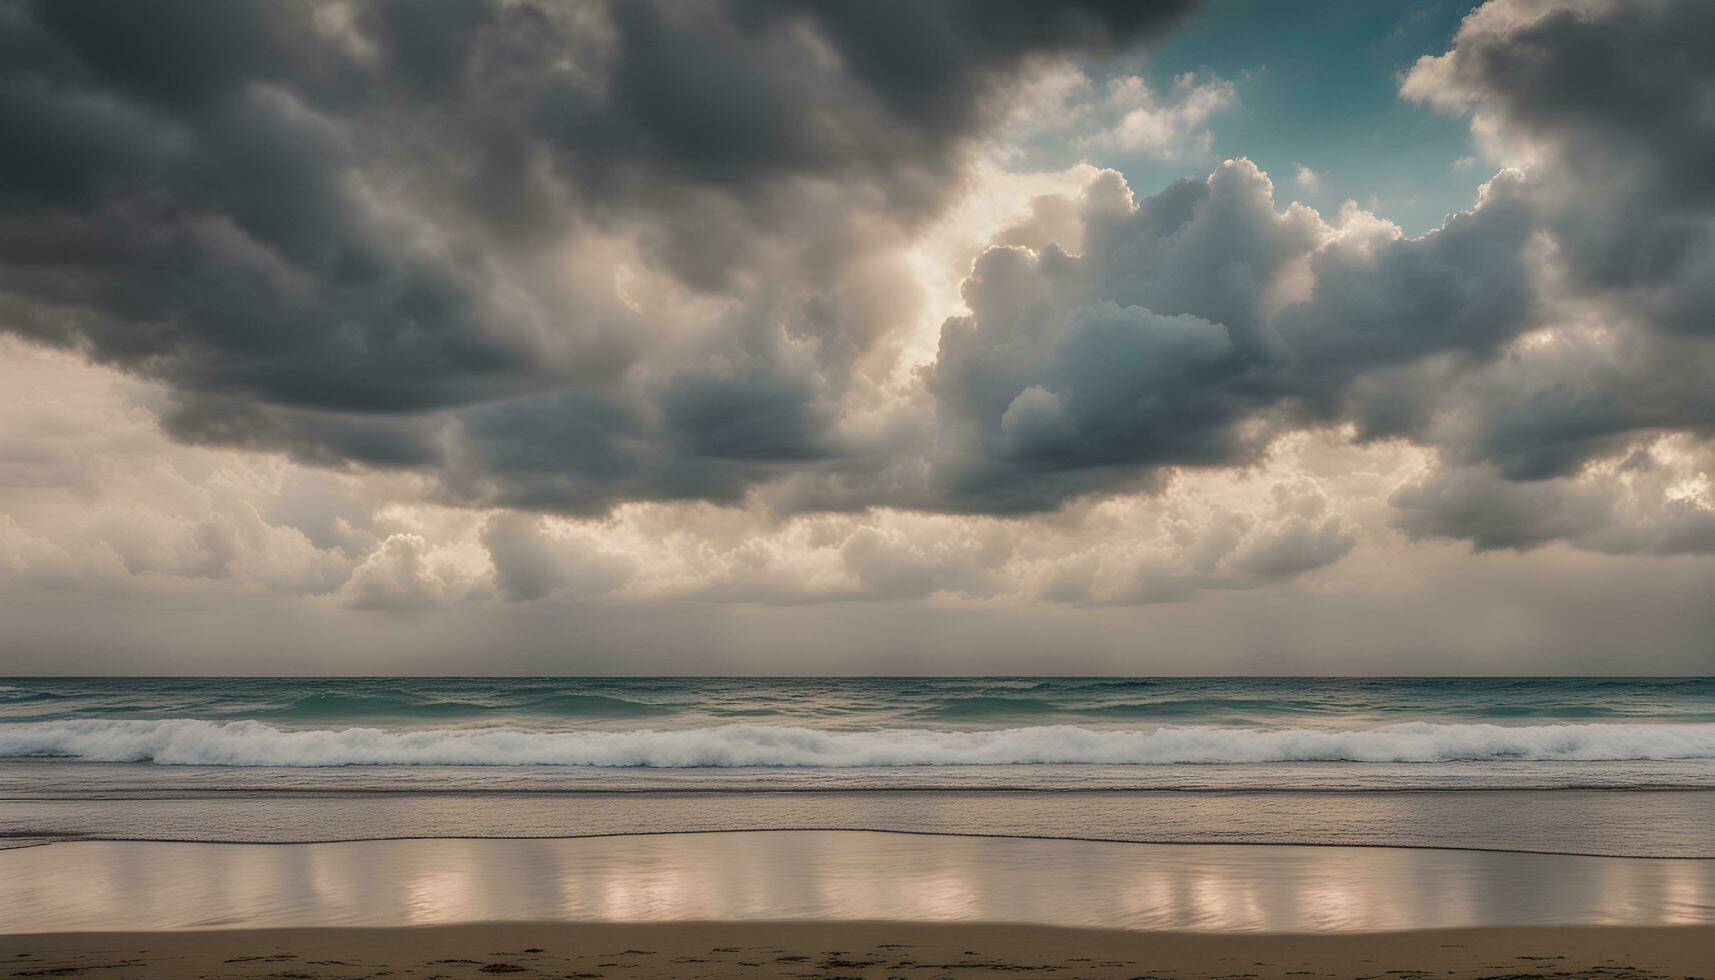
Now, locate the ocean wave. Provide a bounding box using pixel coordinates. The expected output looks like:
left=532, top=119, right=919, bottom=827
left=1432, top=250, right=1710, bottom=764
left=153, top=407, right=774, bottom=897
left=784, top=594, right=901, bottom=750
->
left=918, top=696, right=1069, bottom=717
left=533, top=694, right=686, bottom=717
left=3, top=720, right=1715, bottom=767
left=246, top=693, right=489, bottom=719
left=1054, top=678, right=1160, bottom=691
left=235, top=691, right=683, bottom=721
left=1077, top=697, right=1332, bottom=718
left=916, top=695, right=1366, bottom=721
left=0, top=689, right=71, bottom=703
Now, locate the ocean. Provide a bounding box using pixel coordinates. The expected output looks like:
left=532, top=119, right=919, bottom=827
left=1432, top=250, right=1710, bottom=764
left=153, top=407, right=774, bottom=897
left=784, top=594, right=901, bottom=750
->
left=3, top=676, right=1714, bottom=857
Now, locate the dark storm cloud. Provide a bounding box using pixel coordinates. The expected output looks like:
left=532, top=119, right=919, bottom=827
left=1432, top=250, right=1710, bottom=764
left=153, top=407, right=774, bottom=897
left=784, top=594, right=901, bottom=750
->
left=921, top=135, right=1708, bottom=547
left=2, top=0, right=1712, bottom=564
left=1406, top=0, right=1715, bottom=332
left=158, top=392, right=448, bottom=469
left=1374, top=0, right=1715, bottom=548
left=1390, top=454, right=1715, bottom=556
left=0, top=1, right=539, bottom=413
left=538, top=0, right=1187, bottom=200
left=922, top=167, right=1287, bottom=513
left=1402, top=0, right=1715, bottom=410
left=1273, top=174, right=1538, bottom=387
left=0, top=0, right=1192, bottom=512
left=919, top=0, right=1715, bottom=556
left=921, top=159, right=1541, bottom=512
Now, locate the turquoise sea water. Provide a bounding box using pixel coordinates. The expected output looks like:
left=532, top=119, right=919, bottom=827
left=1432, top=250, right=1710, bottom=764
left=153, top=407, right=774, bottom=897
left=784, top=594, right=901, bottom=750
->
left=8, top=676, right=1715, bottom=730
left=4, top=676, right=1715, bottom=769
left=2, top=677, right=1713, bottom=855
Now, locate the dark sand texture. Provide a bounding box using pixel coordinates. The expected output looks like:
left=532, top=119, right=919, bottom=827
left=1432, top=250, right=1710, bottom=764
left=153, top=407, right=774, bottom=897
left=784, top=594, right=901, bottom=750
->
left=3, top=922, right=1712, bottom=979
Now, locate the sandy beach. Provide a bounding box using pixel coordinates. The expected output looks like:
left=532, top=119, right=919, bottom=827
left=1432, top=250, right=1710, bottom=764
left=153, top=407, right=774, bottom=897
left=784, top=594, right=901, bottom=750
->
left=3, top=922, right=1712, bottom=979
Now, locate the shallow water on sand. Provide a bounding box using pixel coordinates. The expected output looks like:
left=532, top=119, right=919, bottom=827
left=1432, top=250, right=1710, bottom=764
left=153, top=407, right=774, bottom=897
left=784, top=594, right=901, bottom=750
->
left=4, top=832, right=1714, bottom=933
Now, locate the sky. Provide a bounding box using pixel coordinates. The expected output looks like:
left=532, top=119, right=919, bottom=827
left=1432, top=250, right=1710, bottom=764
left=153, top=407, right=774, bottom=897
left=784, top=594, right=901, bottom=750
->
left=1, top=0, right=1713, bottom=675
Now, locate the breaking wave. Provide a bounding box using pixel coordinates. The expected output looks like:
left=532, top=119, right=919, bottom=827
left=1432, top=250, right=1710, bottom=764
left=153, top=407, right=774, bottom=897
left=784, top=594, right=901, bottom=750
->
left=3, top=719, right=1715, bottom=768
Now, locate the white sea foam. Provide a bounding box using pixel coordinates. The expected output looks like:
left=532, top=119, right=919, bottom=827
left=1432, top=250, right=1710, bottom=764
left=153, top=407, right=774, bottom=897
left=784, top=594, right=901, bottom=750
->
left=3, top=719, right=1715, bottom=767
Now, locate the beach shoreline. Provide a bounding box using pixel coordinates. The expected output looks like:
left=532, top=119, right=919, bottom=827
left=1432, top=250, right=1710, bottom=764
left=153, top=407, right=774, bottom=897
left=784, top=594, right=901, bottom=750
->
left=3, top=922, right=1712, bottom=978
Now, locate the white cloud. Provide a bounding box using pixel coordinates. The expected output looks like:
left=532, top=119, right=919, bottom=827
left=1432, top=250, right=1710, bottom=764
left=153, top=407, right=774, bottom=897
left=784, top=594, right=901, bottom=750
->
left=340, top=533, right=483, bottom=611
left=0, top=340, right=356, bottom=597
left=1091, top=72, right=1239, bottom=159
left=1014, top=66, right=1240, bottom=164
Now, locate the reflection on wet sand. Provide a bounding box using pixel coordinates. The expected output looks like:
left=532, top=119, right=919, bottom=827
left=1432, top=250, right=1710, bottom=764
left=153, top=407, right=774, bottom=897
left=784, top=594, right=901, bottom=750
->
left=4, top=831, right=1714, bottom=934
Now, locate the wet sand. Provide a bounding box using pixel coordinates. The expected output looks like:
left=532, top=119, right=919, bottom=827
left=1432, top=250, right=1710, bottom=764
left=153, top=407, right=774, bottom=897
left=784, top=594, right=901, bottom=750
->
left=7, top=834, right=1715, bottom=934
left=5, top=834, right=1712, bottom=977
left=8, top=782, right=1715, bottom=858
left=3, top=922, right=1712, bottom=979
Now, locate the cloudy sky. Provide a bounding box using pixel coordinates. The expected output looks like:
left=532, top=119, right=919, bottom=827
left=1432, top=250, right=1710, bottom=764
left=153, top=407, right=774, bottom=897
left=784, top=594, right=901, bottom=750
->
left=2, top=0, right=1713, bottom=675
